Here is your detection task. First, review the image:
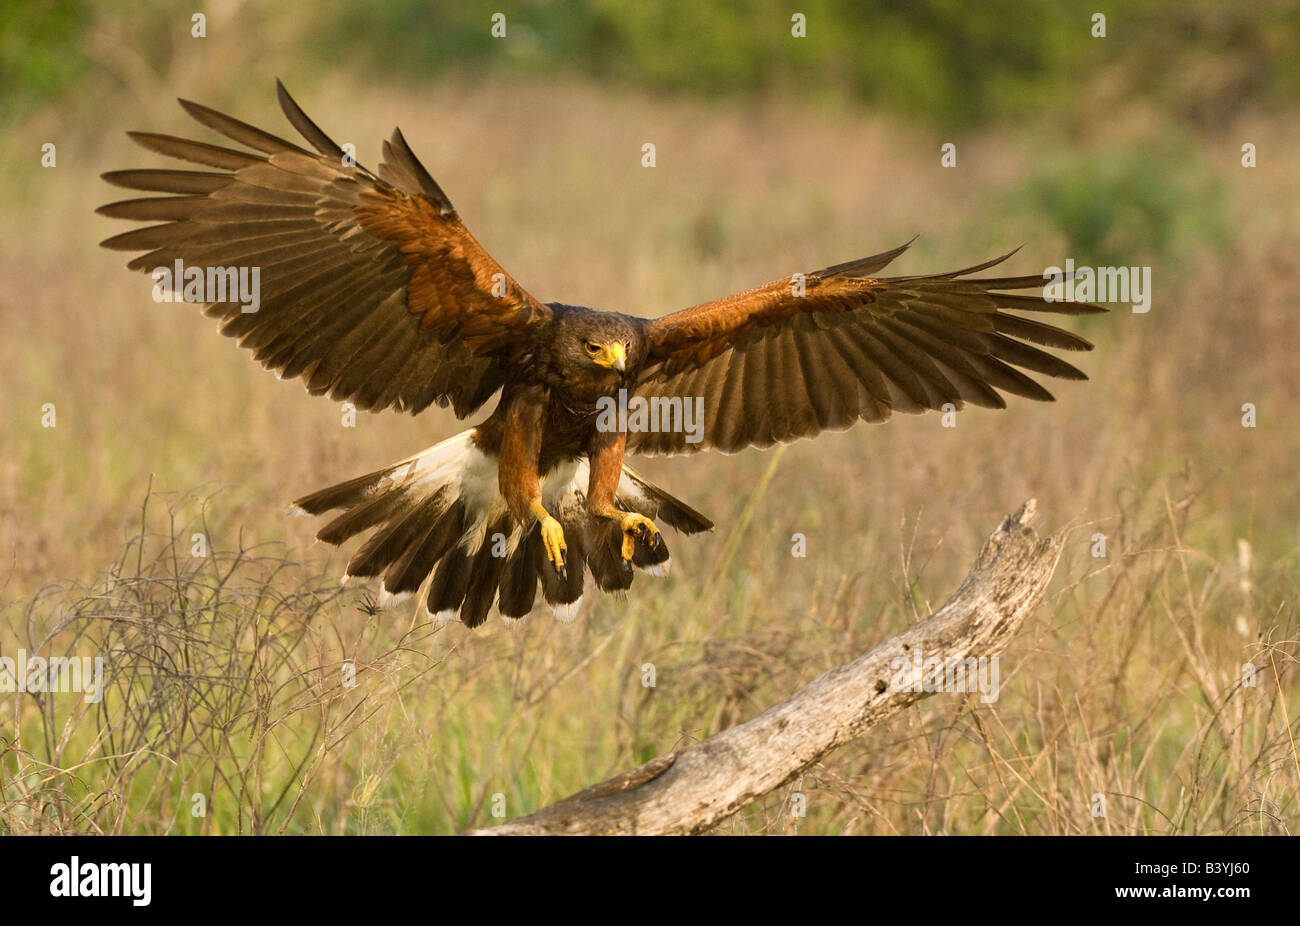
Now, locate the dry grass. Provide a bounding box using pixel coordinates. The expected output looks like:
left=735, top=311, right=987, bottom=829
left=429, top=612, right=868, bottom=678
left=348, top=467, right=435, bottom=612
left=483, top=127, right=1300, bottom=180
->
left=1, top=40, right=1297, bottom=833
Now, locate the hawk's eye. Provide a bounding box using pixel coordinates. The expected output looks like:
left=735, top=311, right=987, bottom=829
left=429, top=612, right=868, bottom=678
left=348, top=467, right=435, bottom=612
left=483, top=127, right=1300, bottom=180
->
left=584, top=341, right=602, bottom=356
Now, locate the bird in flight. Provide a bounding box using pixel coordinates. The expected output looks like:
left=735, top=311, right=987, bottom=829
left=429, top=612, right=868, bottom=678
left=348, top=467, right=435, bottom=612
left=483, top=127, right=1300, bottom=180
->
left=99, top=82, right=1103, bottom=627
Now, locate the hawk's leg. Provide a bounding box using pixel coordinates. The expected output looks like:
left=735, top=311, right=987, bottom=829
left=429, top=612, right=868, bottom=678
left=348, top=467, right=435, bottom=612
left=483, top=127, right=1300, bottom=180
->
left=498, top=390, right=567, bottom=579
left=594, top=507, right=664, bottom=562
left=530, top=498, right=568, bottom=578
left=585, top=430, right=662, bottom=562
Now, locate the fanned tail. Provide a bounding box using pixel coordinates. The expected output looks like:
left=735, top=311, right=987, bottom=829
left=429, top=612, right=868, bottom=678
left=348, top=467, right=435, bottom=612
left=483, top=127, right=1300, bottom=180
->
left=291, top=431, right=712, bottom=627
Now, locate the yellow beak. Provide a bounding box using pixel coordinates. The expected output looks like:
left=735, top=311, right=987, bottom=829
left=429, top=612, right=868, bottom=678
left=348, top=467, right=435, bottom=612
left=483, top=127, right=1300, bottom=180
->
left=595, top=342, right=627, bottom=372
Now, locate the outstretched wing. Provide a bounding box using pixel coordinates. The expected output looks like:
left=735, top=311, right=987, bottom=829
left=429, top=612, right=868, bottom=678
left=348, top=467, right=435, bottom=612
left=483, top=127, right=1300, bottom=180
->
left=99, top=80, right=551, bottom=417
left=630, top=240, right=1104, bottom=455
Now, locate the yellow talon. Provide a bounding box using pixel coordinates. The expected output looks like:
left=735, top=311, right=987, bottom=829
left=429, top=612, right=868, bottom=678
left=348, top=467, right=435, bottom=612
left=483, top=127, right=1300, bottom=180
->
left=540, top=515, right=567, bottom=574
left=619, top=512, right=659, bottom=561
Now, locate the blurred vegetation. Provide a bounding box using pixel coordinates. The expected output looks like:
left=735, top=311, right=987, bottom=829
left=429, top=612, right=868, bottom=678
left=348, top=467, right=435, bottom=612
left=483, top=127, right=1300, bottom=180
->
left=999, top=132, right=1233, bottom=272
left=0, top=0, right=92, bottom=110
left=4, top=0, right=1299, bottom=128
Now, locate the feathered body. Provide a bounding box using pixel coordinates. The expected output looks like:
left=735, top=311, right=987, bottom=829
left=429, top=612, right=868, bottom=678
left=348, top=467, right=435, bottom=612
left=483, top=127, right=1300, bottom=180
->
left=292, top=305, right=710, bottom=628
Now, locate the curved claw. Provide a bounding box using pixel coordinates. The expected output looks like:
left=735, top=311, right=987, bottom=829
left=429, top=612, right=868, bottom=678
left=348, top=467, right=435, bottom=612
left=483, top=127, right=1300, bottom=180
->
left=619, top=512, right=661, bottom=561
left=540, top=515, right=568, bottom=577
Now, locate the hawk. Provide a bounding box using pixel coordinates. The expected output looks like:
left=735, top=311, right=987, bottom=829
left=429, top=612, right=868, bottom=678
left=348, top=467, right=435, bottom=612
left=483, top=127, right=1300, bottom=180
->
left=99, top=82, right=1103, bottom=627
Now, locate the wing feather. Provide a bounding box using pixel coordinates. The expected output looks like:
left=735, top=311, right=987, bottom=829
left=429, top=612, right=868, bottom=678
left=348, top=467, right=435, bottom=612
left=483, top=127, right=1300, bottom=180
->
left=631, top=241, right=1103, bottom=455
left=99, top=82, right=550, bottom=417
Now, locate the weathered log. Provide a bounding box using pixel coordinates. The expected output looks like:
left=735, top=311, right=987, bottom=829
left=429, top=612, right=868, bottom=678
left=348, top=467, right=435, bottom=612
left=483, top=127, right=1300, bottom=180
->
left=470, top=499, right=1065, bottom=835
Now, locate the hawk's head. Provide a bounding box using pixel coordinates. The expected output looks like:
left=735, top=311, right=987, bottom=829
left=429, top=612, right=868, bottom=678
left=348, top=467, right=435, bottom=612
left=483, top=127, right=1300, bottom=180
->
left=549, top=306, right=645, bottom=399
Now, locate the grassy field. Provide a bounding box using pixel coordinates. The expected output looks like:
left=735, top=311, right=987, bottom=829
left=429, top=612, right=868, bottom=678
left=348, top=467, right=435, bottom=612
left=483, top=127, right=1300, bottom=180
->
left=2, top=27, right=1298, bottom=834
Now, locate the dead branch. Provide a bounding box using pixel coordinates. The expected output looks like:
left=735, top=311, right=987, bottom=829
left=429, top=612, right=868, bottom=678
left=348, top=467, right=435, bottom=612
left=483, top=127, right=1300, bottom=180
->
left=469, top=499, right=1065, bottom=835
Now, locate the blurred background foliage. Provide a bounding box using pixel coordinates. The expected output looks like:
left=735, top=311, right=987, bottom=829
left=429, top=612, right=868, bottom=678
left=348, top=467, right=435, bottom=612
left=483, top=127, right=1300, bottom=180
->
left=3, top=0, right=1289, bottom=271
left=5, top=0, right=1299, bottom=128
left=998, top=133, right=1234, bottom=274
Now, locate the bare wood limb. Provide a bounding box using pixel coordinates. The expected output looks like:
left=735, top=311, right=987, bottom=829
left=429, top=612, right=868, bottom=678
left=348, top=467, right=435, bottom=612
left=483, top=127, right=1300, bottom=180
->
left=469, top=499, right=1065, bottom=835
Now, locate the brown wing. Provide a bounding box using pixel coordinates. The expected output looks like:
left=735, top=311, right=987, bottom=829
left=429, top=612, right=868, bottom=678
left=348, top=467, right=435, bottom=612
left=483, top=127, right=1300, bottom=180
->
left=98, top=80, right=551, bottom=417
left=630, top=240, right=1105, bottom=455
